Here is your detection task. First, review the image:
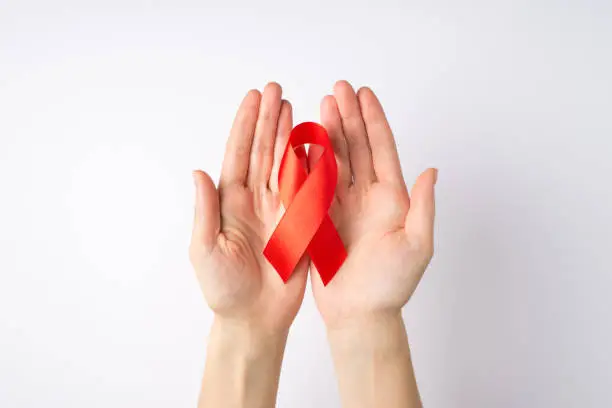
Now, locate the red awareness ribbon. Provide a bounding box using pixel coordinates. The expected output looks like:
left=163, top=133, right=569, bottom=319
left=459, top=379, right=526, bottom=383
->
left=263, top=122, right=347, bottom=285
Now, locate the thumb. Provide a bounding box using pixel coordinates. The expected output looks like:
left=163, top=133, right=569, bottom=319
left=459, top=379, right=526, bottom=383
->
left=191, top=170, right=220, bottom=251
left=404, top=168, right=437, bottom=249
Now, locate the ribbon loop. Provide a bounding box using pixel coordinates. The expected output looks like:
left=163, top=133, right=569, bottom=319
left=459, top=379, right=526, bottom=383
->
left=263, top=122, right=347, bottom=285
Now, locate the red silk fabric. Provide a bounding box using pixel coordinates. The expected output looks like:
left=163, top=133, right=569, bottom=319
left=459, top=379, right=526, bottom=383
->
left=263, top=122, right=347, bottom=285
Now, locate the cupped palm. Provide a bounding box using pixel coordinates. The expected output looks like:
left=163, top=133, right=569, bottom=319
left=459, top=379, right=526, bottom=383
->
left=311, top=81, right=437, bottom=327
left=189, top=83, right=308, bottom=332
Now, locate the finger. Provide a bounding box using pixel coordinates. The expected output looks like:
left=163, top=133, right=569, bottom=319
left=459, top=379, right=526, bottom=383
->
left=404, top=168, right=437, bottom=252
left=357, top=87, right=405, bottom=187
left=248, top=82, right=283, bottom=189
left=269, top=100, right=292, bottom=193
left=333, top=80, right=375, bottom=187
left=219, top=89, right=261, bottom=189
left=190, top=170, right=220, bottom=252
left=288, top=255, right=309, bottom=287
left=321, top=95, right=351, bottom=189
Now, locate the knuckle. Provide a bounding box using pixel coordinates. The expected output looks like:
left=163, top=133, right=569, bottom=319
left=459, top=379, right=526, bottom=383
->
left=234, top=142, right=251, bottom=157
left=251, top=181, right=268, bottom=194
left=343, top=115, right=363, bottom=129
left=252, top=138, right=273, bottom=154
left=331, top=136, right=348, bottom=156
left=349, top=136, right=370, bottom=152
left=260, top=107, right=273, bottom=122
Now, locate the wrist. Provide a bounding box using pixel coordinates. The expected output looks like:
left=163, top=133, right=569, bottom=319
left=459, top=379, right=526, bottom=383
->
left=325, top=308, right=403, bottom=334
left=200, top=316, right=288, bottom=408
left=325, top=311, right=421, bottom=408
left=210, top=315, right=289, bottom=356
left=326, top=310, right=407, bottom=354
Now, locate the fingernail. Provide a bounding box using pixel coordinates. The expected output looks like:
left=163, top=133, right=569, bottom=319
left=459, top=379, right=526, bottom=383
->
left=433, top=168, right=439, bottom=185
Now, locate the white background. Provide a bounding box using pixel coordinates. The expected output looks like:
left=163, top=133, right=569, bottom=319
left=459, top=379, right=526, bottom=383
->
left=1, top=1, right=611, bottom=407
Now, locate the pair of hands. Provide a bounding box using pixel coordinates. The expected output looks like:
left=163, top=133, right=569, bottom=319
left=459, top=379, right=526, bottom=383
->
left=189, top=80, right=437, bottom=339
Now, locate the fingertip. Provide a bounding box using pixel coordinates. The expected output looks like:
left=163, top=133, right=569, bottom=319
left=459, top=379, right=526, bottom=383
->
left=280, top=98, right=292, bottom=113
left=193, top=171, right=218, bottom=203
left=278, top=100, right=293, bottom=129
left=357, top=86, right=379, bottom=105
left=413, top=168, right=438, bottom=192
left=265, top=81, right=281, bottom=89
left=263, top=81, right=282, bottom=97
left=321, top=95, right=338, bottom=118
left=405, top=169, right=437, bottom=241
left=277, top=100, right=293, bottom=133
left=421, top=168, right=437, bottom=185
left=191, top=169, right=220, bottom=229
left=245, top=88, right=261, bottom=101
left=334, top=79, right=354, bottom=95
left=193, top=168, right=214, bottom=182
left=321, top=94, right=335, bottom=107
left=356, top=86, right=373, bottom=98
left=357, top=87, right=385, bottom=115
left=240, top=89, right=262, bottom=112
left=192, top=169, right=204, bottom=186
left=192, top=171, right=204, bottom=216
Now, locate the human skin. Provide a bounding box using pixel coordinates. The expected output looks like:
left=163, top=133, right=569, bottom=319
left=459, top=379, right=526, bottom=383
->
left=190, top=80, right=437, bottom=408
left=312, top=81, right=437, bottom=408
left=190, top=82, right=306, bottom=408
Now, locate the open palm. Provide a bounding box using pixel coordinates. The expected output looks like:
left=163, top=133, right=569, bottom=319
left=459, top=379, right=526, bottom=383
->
left=190, top=83, right=307, bottom=332
left=311, top=81, right=437, bottom=327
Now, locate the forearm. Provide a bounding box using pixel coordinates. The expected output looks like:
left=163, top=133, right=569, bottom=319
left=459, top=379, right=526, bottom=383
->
left=327, top=312, right=421, bottom=408
left=199, top=317, right=288, bottom=408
